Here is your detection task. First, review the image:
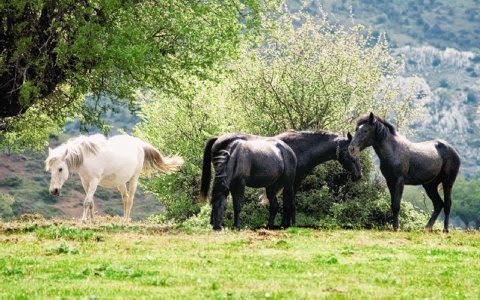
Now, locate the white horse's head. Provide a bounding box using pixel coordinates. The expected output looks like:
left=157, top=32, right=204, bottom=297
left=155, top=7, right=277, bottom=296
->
left=45, top=148, right=70, bottom=196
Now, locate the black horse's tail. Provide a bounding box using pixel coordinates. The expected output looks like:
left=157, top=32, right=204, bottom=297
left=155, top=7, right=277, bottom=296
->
left=200, top=137, right=218, bottom=202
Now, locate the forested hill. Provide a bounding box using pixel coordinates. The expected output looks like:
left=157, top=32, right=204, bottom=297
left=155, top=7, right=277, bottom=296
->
left=303, top=0, right=480, bottom=177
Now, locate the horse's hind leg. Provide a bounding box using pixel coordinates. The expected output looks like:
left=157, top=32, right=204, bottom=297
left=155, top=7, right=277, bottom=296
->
left=210, top=179, right=229, bottom=230
left=423, top=182, right=444, bottom=232
left=230, top=180, right=245, bottom=230
left=442, top=183, right=453, bottom=233
left=124, top=175, right=140, bottom=224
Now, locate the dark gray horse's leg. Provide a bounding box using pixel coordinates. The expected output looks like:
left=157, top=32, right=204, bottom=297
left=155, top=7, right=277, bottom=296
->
left=442, top=183, right=453, bottom=233
left=282, top=184, right=295, bottom=228
left=266, top=187, right=280, bottom=229
left=423, top=182, right=445, bottom=231
left=230, top=180, right=245, bottom=230
left=210, top=180, right=229, bottom=231
left=387, top=178, right=404, bottom=231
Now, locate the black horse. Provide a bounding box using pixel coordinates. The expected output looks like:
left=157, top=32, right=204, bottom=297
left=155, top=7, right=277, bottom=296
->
left=201, top=130, right=362, bottom=230
left=205, top=137, right=297, bottom=230
left=348, top=112, right=461, bottom=232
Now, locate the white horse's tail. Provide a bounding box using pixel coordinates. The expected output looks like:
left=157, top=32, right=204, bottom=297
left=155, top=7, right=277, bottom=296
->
left=142, top=143, right=184, bottom=175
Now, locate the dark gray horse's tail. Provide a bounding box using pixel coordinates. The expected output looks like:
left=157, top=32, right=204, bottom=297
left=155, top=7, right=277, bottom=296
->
left=200, top=137, right=218, bottom=202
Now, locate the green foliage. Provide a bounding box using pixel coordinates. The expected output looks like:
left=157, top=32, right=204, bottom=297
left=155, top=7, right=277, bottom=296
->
left=231, top=9, right=416, bottom=134
left=0, top=193, right=15, bottom=219
left=1, top=0, right=268, bottom=150
left=451, top=175, right=480, bottom=228
left=35, top=225, right=104, bottom=241
left=135, top=79, right=246, bottom=221
left=46, top=242, right=79, bottom=255
left=231, top=154, right=427, bottom=230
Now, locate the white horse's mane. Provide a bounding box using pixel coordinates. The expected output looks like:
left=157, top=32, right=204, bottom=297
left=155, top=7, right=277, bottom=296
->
left=45, top=134, right=107, bottom=171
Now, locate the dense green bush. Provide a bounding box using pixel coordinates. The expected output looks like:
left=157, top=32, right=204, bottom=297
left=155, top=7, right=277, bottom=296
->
left=224, top=154, right=427, bottom=230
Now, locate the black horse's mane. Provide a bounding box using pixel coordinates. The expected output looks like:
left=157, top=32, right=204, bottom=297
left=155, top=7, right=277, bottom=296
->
left=357, top=114, right=397, bottom=136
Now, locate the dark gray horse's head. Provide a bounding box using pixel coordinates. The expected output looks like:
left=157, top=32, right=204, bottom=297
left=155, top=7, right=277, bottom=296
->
left=348, top=112, right=378, bottom=158
left=338, top=132, right=362, bottom=181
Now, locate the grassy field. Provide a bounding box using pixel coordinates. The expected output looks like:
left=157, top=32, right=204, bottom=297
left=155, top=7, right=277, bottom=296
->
left=1, top=218, right=480, bottom=299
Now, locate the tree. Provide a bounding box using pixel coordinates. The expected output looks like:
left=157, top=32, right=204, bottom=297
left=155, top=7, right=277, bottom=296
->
left=231, top=12, right=416, bottom=134
left=0, top=0, right=265, bottom=150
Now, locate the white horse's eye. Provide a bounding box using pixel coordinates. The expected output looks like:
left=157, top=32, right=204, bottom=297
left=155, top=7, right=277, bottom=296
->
left=59, top=168, right=63, bottom=172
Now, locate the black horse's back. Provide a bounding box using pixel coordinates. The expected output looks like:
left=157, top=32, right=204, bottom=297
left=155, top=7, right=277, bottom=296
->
left=200, top=134, right=251, bottom=201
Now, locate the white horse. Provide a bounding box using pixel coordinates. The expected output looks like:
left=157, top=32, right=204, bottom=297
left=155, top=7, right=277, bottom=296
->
left=45, top=133, right=184, bottom=223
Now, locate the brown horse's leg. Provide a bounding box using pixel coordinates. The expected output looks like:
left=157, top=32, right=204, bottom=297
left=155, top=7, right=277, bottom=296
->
left=423, top=182, right=444, bottom=231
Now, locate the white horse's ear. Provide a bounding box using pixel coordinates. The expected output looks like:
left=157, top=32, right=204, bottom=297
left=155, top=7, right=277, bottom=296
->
left=369, top=112, right=375, bottom=124
left=48, top=147, right=52, bottom=155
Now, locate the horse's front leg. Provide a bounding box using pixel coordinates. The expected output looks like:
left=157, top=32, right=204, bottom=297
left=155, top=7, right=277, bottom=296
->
left=230, top=180, right=245, bottom=230
left=387, top=177, right=404, bottom=231
left=266, top=187, right=280, bottom=229
left=282, top=184, right=295, bottom=228
left=82, top=178, right=100, bottom=224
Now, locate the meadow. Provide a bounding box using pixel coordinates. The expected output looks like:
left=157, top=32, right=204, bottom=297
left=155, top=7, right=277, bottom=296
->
left=1, top=217, right=479, bottom=299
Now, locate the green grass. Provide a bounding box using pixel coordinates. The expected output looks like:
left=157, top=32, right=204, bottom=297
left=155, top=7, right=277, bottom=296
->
left=1, top=221, right=480, bottom=299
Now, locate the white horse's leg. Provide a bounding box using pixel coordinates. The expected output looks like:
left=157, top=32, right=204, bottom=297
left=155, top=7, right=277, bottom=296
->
left=117, top=183, right=129, bottom=223
left=125, top=175, right=140, bottom=223
left=82, top=178, right=99, bottom=224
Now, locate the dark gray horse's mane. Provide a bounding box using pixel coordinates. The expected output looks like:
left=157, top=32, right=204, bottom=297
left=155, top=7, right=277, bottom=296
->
left=357, top=114, right=397, bottom=136
left=283, top=129, right=341, bottom=139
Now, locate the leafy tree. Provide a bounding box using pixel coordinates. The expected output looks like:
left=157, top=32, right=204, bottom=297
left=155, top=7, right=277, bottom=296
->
left=0, top=0, right=265, bottom=150
left=231, top=12, right=416, bottom=134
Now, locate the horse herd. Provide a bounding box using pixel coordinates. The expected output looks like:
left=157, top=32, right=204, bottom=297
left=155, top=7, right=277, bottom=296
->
left=45, top=112, right=461, bottom=232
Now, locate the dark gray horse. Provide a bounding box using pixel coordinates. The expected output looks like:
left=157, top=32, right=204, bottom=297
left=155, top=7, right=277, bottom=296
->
left=201, top=130, right=362, bottom=229
left=348, top=112, right=461, bottom=232
left=206, top=138, right=297, bottom=230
